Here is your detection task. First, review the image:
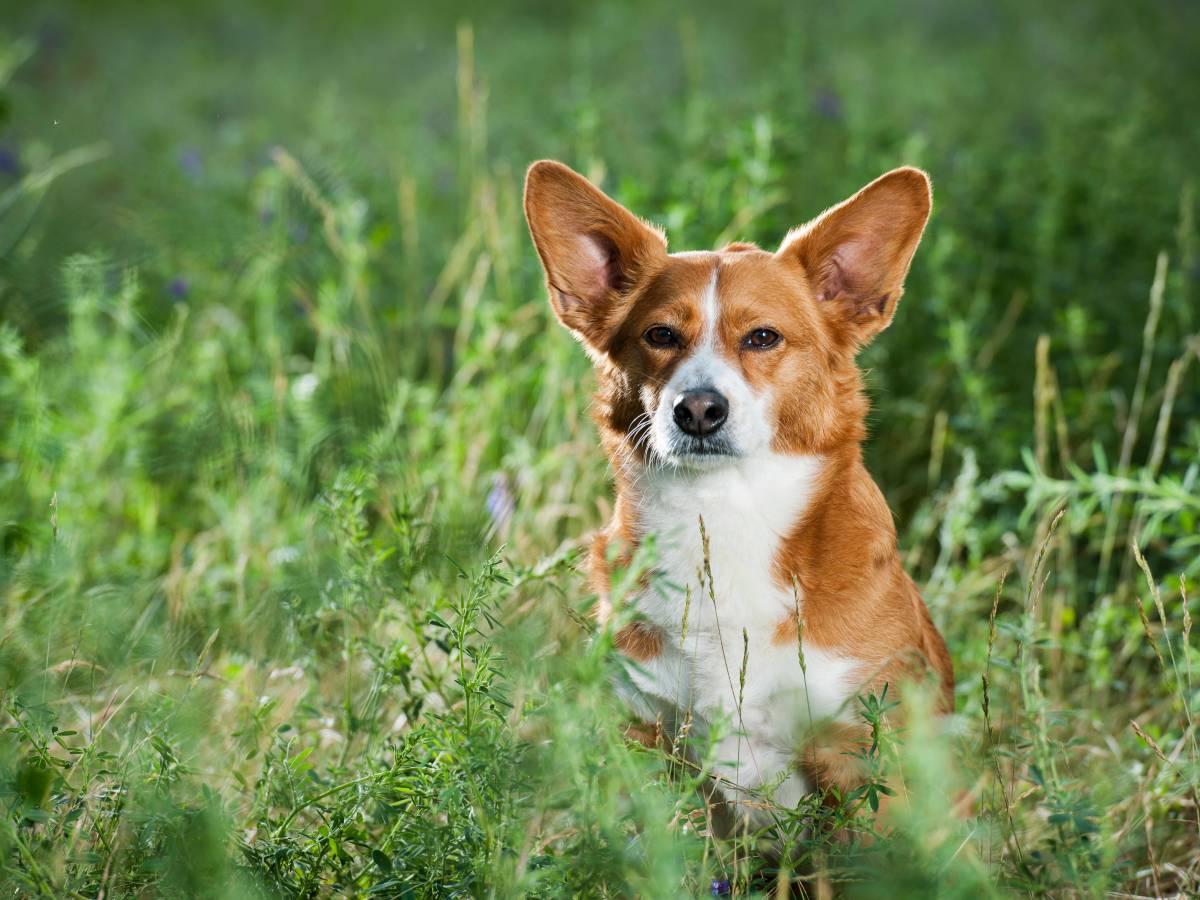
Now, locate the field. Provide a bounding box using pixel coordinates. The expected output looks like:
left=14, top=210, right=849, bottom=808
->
left=2, top=1, right=1199, bottom=896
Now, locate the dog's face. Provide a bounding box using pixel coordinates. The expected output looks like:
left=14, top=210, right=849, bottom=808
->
left=523, top=162, right=931, bottom=469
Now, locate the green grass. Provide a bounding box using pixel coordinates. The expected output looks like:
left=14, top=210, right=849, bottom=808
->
left=1, top=1, right=1199, bottom=895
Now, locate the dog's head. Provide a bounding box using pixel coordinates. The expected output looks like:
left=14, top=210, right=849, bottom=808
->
left=523, top=161, right=931, bottom=470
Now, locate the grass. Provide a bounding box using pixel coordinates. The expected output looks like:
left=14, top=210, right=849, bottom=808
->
left=1, top=0, right=1199, bottom=895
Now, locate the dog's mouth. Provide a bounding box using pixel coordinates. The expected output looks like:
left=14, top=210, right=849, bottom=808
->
left=663, top=434, right=740, bottom=466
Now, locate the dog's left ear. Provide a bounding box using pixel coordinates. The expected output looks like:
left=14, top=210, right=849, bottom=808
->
left=779, top=167, right=931, bottom=349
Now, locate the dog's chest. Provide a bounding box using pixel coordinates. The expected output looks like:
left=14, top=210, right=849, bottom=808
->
left=622, top=457, right=861, bottom=753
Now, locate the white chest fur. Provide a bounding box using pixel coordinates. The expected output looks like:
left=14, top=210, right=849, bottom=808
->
left=614, top=453, right=864, bottom=817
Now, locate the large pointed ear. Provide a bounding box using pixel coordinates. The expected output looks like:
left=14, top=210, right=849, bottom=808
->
left=524, top=160, right=668, bottom=349
left=779, top=167, right=931, bottom=348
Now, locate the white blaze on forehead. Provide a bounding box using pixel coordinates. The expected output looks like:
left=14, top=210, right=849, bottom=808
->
left=672, top=267, right=724, bottom=393
left=699, top=266, right=720, bottom=347
left=681, top=266, right=723, bottom=381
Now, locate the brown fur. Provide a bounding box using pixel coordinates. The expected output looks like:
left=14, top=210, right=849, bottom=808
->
left=613, top=621, right=666, bottom=663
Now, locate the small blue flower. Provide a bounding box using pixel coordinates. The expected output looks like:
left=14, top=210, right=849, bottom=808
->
left=815, top=88, right=843, bottom=121
left=178, top=147, right=203, bottom=180
left=486, top=474, right=514, bottom=532
left=0, top=141, right=19, bottom=178
left=710, top=879, right=732, bottom=896
left=169, top=277, right=190, bottom=299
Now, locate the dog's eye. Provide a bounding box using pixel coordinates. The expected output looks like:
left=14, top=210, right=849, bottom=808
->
left=744, top=328, right=780, bottom=350
left=644, top=326, right=680, bottom=348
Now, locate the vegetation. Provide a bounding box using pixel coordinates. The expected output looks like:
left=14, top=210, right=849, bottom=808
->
left=1, top=1, right=1198, bottom=895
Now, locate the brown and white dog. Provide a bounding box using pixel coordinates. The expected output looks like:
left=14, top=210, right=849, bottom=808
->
left=523, top=160, right=953, bottom=828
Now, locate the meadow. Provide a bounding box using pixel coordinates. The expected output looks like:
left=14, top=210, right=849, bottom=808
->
left=1, top=1, right=1199, bottom=896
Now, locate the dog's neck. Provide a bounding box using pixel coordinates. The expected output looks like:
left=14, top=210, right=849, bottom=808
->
left=610, top=434, right=869, bottom=540
left=604, top=439, right=899, bottom=641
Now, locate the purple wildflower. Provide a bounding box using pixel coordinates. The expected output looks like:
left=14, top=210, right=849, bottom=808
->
left=36, top=17, right=68, bottom=57
left=178, top=147, right=203, bottom=180
left=168, top=278, right=190, bottom=299
left=710, top=879, right=732, bottom=896
left=486, top=474, right=514, bottom=532
left=815, top=87, right=843, bottom=121
left=0, top=142, right=19, bottom=178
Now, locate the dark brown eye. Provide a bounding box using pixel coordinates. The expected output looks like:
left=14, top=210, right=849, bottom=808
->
left=644, top=325, right=680, bottom=348
left=744, top=328, right=780, bottom=350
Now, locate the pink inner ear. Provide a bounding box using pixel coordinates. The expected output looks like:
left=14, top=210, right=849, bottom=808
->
left=571, top=231, right=620, bottom=302
left=820, top=240, right=867, bottom=302
left=825, top=233, right=901, bottom=303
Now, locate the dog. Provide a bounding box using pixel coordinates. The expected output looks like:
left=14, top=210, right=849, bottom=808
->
left=523, top=160, right=953, bottom=832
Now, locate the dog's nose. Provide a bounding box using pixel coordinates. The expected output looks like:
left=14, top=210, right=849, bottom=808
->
left=673, top=389, right=728, bottom=437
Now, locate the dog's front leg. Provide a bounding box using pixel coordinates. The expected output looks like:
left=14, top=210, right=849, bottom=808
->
left=706, top=732, right=808, bottom=835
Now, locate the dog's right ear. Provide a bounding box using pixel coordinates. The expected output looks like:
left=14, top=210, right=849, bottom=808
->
left=524, top=161, right=667, bottom=350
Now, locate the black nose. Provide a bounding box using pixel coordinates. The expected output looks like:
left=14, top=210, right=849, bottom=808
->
left=673, top=389, right=729, bottom=437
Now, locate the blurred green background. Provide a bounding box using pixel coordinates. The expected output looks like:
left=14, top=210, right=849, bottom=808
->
left=1, top=1, right=1198, bottom=896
